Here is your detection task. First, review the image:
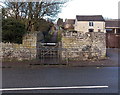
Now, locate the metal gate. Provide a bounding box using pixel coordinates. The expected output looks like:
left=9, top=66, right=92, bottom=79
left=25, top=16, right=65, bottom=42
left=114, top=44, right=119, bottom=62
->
left=37, top=43, right=61, bottom=64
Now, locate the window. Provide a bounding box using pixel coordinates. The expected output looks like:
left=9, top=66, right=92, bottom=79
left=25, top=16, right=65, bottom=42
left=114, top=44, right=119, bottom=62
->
left=106, top=29, right=113, bottom=33
left=116, top=29, right=120, bottom=34
left=89, top=22, right=93, bottom=26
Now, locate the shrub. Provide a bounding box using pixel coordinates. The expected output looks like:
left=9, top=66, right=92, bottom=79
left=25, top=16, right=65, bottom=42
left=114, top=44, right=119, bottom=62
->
left=2, top=18, right=26, bottom=44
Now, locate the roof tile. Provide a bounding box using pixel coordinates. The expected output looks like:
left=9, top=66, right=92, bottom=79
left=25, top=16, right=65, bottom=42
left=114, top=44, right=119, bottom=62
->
left=76, top=15, right=105, bottom=21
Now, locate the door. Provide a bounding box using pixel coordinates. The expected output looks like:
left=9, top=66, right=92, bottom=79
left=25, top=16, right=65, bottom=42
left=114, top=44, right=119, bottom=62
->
left=89, top=29, right=94, bottom=32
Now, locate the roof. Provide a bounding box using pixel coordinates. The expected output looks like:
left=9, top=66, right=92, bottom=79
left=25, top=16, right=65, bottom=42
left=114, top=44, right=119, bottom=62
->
left=64, top=19, right=75, bottom=24
left=105, top=19, right=120, bottom=28
left=76, top=15, right=105, bottom=21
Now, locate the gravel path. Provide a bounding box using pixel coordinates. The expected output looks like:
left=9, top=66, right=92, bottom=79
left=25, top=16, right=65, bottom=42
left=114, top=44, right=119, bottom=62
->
left=50, top=31, right=58, bottom=43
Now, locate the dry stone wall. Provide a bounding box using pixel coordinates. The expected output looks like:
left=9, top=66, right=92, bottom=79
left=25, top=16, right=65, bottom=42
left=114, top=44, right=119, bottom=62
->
left=1, top=31, right=106, bottom=62
left=1, top=32, right=37, bottom=61
left=61, top=32, right=106, bottom=61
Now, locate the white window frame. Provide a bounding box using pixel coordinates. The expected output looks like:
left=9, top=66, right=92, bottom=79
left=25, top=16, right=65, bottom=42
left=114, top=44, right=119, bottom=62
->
left=89, top=21, right=94, bottom=26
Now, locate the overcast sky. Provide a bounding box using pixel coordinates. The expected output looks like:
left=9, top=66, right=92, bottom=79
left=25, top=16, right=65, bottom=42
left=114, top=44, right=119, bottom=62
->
left=0, top=0, right=119, bottom=20
left=58, top=0, right=119, bottom=20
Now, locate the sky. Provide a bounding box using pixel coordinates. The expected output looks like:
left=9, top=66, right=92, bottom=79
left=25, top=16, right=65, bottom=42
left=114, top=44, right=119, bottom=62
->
left=0, top=0, right=119, bottom=20
left=58, top=0, right=120, bottom=20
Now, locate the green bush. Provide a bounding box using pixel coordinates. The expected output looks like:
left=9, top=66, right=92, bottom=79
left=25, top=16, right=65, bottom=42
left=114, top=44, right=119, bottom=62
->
left=2, top=18, right=26, bottom=44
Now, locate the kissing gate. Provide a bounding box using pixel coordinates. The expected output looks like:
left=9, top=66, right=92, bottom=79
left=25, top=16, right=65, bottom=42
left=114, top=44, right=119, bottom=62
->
left=37, top=43, right=62, bottom=64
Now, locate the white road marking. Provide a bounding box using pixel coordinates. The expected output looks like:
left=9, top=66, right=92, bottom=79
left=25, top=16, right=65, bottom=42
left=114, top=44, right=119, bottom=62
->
left=0, top=86, right=108, bottom=91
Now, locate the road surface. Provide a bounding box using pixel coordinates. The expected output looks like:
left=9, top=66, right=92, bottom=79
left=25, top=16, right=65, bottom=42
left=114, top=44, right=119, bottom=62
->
left=2, top=67, right=118, bottom=93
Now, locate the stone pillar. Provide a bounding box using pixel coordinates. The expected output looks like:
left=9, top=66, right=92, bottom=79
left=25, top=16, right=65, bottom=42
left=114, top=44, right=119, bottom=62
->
left=114, top=28, right=117, bottom=34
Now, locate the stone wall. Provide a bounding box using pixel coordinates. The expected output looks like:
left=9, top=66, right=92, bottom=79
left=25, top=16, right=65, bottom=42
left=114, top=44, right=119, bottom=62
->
left=1, top=31, right=106, bottom=61
left=1, top=32, right=38, bottom=61
left=61, top=32, right=106, bottom=61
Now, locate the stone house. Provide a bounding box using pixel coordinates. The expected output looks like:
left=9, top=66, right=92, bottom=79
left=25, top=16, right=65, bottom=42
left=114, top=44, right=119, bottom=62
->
left=74, top=15, right=106, bottom=33
left=64, top=19, right=75, bottom=30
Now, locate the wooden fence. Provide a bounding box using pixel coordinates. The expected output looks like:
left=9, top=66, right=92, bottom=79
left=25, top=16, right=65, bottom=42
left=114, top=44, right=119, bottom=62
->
left=106, top=33, right=120, bottom=48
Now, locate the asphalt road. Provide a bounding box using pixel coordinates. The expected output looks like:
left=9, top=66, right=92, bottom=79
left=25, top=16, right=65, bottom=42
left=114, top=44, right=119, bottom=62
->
left=2, top=48, right=119, bottom=93
left=2, top=67, right=118, bottom=93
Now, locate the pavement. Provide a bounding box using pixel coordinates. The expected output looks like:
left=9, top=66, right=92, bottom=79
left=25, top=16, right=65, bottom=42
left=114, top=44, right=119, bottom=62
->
left=1, top=48, right=119, bottom=68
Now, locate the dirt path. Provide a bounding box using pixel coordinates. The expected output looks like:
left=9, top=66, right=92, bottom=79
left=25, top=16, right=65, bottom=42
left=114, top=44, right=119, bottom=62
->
left=50, top=30, right=58, bottom=43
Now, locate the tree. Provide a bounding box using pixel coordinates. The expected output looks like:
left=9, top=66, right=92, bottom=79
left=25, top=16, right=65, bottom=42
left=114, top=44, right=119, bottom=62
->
left=2, top=1, right=69, bottom=31
left=57, top=18, right=63, bottom=27
left=2, top=18, right=26, bottom=43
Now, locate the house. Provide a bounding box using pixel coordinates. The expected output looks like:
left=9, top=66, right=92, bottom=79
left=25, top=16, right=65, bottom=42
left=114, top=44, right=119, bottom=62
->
left=62, top=15, right=120, bottom=48
left=105, top=19, right=120, bottom=34
left=74, top=15, right=106, bottom=33
left=64, top=19, right=75, bottom=30
left=57, top=18, right=64, bottom=28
